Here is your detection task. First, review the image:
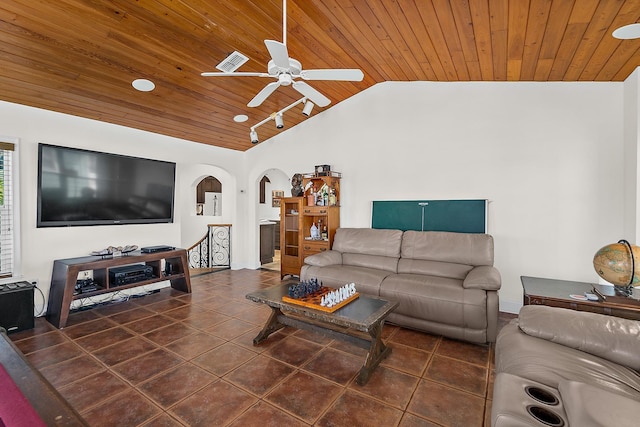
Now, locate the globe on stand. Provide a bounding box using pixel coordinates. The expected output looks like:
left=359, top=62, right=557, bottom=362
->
left=593, top=239, right=640, bottom=296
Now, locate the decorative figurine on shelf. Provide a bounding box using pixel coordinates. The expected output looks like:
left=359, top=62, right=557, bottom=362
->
left=310, top=222, right=321, bottom=240
left=90, top=245, right=138, bottom=257
left=291, top=173, right=304, bottom=196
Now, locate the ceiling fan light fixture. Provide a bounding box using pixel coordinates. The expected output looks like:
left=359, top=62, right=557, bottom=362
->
left=275, top=114, right=284, bottom=129
left=302, top=100, right=315, bottom=116
left=612, top=23, right=640, bottom=39
left=279, top=74, right=293, bottom=86
left=132, top=78, right=155, bottom=92
left=250, top=129, right=259, bottom=144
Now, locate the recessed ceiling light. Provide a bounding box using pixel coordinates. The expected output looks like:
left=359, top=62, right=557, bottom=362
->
left=233, top=114, right=248, bottom=123
left=132, top=78, right=155, bottom=92
left=612, top=23, right=640, bottom=40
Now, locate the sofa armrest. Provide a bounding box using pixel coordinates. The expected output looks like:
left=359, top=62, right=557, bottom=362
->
left=304, top=250, right=343, bottom=267
left=463, top=265, right=501, bottom=290
left=518, top=305, right=640, bottom=371
left=559, top=381, right=640, bottom=425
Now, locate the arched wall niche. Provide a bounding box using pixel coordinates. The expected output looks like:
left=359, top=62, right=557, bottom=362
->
left=195, top=175, right=222, bottom=216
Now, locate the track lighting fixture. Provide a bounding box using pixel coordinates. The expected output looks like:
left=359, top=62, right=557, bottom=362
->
left=275, top=113, right=284, bottom=129
left=248, top=97, right=315, bottom=144
left=302, top=100, right=314, bottom=116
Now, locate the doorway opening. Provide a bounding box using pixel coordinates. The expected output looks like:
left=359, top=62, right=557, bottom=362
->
left=258, top=170, right=289, bottom=272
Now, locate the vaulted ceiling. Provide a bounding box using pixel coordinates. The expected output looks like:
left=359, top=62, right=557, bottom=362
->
left=1, top=1, right=639, bottom=151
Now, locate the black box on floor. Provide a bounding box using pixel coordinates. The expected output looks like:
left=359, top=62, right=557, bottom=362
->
left=0, top=281, right=34, bottom=333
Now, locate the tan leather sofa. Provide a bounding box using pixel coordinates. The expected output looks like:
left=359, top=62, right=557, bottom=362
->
left=300, top=228, right=501, bottom=343
left=492, top=305, right=640, bottom=426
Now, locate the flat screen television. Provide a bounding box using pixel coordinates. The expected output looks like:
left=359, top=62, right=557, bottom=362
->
left=37, top=144, right=176, bottom=227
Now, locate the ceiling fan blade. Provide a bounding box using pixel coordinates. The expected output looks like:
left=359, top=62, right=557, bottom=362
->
left=300, top=69, right=364, bottom=81
left=292, top=81, right=331, bottom=107
left=264, top=40, right=290, bottom=69
left=247, top=82, right=280, bottom=107
left=201, top=72, right=271, bottom=77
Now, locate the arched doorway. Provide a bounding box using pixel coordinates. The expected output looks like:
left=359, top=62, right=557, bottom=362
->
left=258, top=169, right=289, bottom=272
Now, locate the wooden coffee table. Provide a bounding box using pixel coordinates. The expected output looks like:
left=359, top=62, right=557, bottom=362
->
left=246, top=284, right=398, bottom=385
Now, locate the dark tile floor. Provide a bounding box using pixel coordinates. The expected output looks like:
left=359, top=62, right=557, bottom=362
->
left=10, top=269, right=516, bottom=427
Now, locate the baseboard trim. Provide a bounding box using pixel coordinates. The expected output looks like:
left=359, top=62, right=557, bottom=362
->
left=499, top=299, right=522, bottom=314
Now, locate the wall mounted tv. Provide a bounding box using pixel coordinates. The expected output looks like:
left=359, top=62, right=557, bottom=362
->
left=37, top=144, right=176, bottom=227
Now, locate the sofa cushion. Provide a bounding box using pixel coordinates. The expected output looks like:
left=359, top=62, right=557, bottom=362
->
left=401, top=231, right=494, bottom=266
left=300, top=264, right=393, bottom=296
left=397, top=258, right=473, bottom=280
left=303, top=250, right=342, bottom=267
left=379, top=274, right=488, bottom=330
left=518, top=305, right=640, bottom=371
left=343, top=253, right=399, bottom=273
left=333, top=228, right=403, bottom=258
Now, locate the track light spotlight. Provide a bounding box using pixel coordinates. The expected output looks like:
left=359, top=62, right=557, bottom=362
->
left=275, top=114, right=284, bottom=129
left=250, top=129, right=259, bottom=144
left=302, top=100, right=315, bottom=116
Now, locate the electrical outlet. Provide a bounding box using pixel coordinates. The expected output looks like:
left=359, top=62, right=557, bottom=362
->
left=30, top=279, right=38, bottom=287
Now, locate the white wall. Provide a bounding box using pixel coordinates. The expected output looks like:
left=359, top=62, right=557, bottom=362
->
left=0, top=101, right=244, bottom=309
left=623, top=68, right=640, bottom=242
left=245, top=81, right=625, bottom=312
left=257, top=168, right=289, bottom=221
left=0, top=77, right=633, bottom=315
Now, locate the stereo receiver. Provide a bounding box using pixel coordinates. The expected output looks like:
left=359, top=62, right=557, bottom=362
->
left=109, top=264, right=154, bottom=287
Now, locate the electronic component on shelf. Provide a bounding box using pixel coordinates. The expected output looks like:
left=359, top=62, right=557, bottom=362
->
left=109, top=264, right=154, bottom=287
left=141, top=245, right=175, bottom=253
left=74, top=279, right=98, bottom=294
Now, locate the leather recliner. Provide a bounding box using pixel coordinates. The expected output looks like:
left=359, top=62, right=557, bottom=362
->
left=492, top=305, right=640, bottom=426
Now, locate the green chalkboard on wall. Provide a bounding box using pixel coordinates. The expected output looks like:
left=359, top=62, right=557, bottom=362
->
left=371, top=199, right=487, bottom=233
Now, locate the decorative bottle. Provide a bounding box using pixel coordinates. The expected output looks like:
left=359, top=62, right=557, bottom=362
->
left=310, top=222, right=319, bottom=239
left=329, top=188, right=337, bottom=206
left=308, top=186, right=315, bottom=206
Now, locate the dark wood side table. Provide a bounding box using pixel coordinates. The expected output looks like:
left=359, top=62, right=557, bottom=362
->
left=521, top=276, right=640, bottom=321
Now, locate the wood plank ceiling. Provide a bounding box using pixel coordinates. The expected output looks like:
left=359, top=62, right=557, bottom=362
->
left=1, top=1, right=639, bottom=151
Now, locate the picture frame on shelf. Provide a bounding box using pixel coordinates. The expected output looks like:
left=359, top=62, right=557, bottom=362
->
left=272, top=190, right=284, bottom=207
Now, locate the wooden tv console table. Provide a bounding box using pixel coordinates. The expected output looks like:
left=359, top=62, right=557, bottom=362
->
left=46, top=249, right=191, bottom=329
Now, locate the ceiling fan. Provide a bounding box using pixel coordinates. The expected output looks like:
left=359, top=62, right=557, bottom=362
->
left=201, top=0, right=364, bottom=108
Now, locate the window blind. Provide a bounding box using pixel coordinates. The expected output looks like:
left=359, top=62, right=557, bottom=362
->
left=0, top=141, right=14, bottom=277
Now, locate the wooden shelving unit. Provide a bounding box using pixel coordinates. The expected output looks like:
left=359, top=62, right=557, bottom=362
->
left=280, top=174, right=341, bottom=278
left=280, top=197, right=303, bottom=278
